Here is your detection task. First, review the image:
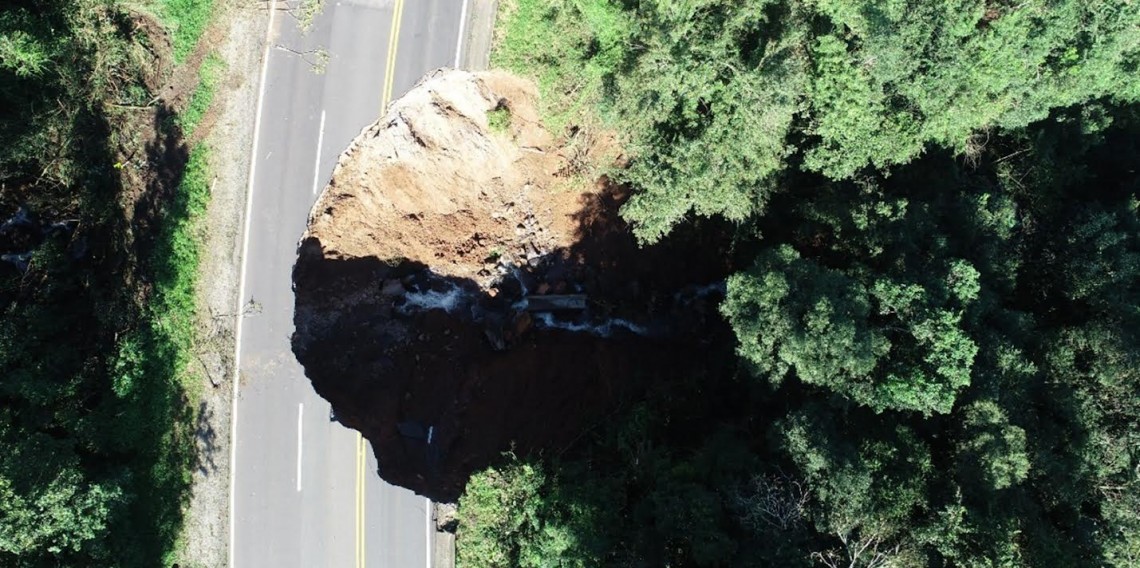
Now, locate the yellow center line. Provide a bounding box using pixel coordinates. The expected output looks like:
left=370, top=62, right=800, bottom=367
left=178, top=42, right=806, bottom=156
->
left=358, top=4, right=406, bottom=567
left=381, top=0, right=407, bottom=110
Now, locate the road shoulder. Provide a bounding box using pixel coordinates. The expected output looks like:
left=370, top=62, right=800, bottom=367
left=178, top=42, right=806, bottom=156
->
left=177, top=0, right=271, bottom=565
left=459, top=0, right=497, bottom=71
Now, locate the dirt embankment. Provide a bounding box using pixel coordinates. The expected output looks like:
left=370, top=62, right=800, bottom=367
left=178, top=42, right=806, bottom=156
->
left=293, top=69, right=736, bottom=501
left=301, top=70, right=586, bottom=285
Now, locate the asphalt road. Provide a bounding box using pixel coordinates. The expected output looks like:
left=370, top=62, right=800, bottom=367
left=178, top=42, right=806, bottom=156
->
left=231, top=1, right=467, bottom=566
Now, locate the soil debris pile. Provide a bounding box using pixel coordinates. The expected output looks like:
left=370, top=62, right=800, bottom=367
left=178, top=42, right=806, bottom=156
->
left=292, top=69, right=734, bottom=501
left=301, top=69, right=582, bottom=286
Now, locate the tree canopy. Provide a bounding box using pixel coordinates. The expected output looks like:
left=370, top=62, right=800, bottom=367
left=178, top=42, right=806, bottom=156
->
left=1, top=0, right=204, bottom=565
left=601, top=0, right=1140, bottom=240
left=460, top=0, right=1140, bottom=566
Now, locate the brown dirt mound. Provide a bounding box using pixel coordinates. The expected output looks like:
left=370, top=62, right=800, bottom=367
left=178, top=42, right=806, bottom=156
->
left=306, top=69, right=601, bottom=286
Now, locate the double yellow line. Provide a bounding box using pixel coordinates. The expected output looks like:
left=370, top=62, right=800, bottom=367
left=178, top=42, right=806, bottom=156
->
left=381, top=0, right=407, bottom=111
left=356, top=4, right=406, bottom=568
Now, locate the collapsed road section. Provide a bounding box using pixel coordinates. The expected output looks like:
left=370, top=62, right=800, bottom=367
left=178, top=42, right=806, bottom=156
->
left=291, top=69, right=734, bottom=501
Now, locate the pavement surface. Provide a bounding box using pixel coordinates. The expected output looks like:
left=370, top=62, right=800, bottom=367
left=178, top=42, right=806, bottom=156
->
left=230, top=1, right=469, bottom=566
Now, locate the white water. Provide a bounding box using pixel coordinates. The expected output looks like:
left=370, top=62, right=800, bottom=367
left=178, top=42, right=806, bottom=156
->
left=397, top=268, right=662, bottom=338
left=533, top=312, right=649, bottom=338
left=1, top=252, right=31, bottom=272
left=399, top=283, right=467, bottom=314
left=510, top=266, right=530, bottom=295
left=673, top=280, right=727, bottom=303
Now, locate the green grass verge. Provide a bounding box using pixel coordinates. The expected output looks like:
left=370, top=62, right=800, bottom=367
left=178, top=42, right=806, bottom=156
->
left=152, top=144, right=210, bottom=385
left=491, top=0, right=627, bottom=134
left=159, top=0, right=216, bottom=62
left=177, top=52, right=225, bottom=137
left=109, top=142, right=211, bottom=565
left=113, top=19, right=221, bottom=564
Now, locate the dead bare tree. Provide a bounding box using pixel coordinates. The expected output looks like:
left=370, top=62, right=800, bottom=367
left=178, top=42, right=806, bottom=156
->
left=274, top=45, right=330, bottom=74
left=192, top=298, right=262, bottom=388
left=731, top=471, right=811, bottom=531
left=276, top=0, right=325, bottom=32
left=811, top=526, right=903, bottom=568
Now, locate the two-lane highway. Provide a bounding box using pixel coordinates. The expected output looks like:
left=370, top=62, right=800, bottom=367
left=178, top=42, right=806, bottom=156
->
left=230, top=1, right=468, bottom=566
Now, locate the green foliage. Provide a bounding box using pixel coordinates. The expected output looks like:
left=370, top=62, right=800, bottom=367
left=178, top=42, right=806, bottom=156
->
left=177, top=52, right=225, bottom=137
left=0, top=20, right=56, bottom=77
left=457, top=459, right=544, bottom=567
left=956, top=400, right=1030, bottom=490
left=0, top=429, right=123, bottom=560
left=721, top=246, right=885, bottom=397
left=1, top=1, right=136, bottom=187
left=722, top=244, right=979, bottom=414
left=612, top=0, right=808, bottom=242
left=804, top=33, right=921, bottom=177
left=801, top=0, right=1140, bottom=178
left=154, top=144, right=211, bottom=354
left=486, top=107, right=511, bottom=134
left=296, top=0, right=325, bottom=33
left=491, top=0, right=629, bottom=134
left=458, top=458, right=610, bottom=568
left=159, top=0, right=216, bottom=62
left=495, top=0, right=1140, bottom=240
left=0, top=0, right=217, bottom=565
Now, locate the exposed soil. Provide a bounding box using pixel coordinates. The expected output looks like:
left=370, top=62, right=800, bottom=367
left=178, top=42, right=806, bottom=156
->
left=303, top=70, right=596, bottom=286
left=293, top=70, right=738, bottom=501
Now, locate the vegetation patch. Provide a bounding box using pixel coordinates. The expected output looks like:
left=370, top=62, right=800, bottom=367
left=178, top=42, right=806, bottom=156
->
left=486, top=106, right=511, bottom=134
left=177, top=52, right=225, bottom=137
left=160, top=0, right=216, bottom=62
left=0, top=0, right=220, bottom=564
left=456, top=1, right=1140, bottom=567
left=295, top=0, right=325, bottom=32
left=490, top=0, right=624, bottom=134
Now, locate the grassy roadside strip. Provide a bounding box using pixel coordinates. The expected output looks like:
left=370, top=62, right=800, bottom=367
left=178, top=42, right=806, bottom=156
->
left=151, top=75, right=221, bottom=567
left=177, top=52, right=226, bottom=136
left=108, top=144, right=212, bottom=566
left=160, top=0, right=217, bottom=62
left=112, top=2, right=221, bottom=562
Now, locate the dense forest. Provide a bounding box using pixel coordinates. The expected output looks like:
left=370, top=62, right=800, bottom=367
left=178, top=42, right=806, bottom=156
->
left=1, top=0, right=212, bottom=565
left=457, top=1, right=1140, bottom=566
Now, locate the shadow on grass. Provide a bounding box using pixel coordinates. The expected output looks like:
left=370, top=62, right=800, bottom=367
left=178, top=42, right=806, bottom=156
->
left=0, top=94, right=205, bottom=566
left=106, top=101, right=207, bottom=565
left=0, top=2, right=218, bottom=565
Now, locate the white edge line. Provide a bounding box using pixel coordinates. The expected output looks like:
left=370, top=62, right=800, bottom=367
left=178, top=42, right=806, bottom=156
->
left=296, top=403, right=304, bottom=492
left=425, top=496, right=432, bottom=568
left=229, top=1, right=277, bottom=566
left=311, top=110, right=327, bottom=195
left=453, top=0, right=470, bottom=68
